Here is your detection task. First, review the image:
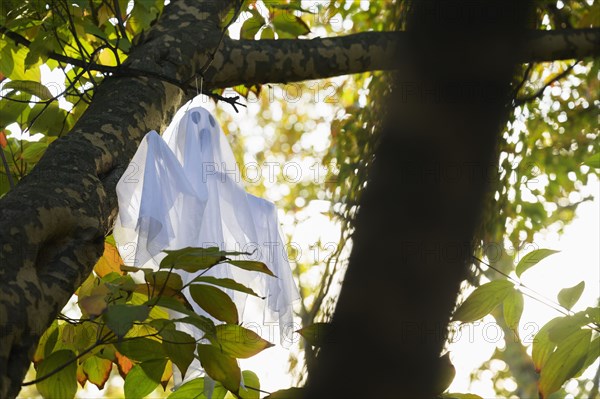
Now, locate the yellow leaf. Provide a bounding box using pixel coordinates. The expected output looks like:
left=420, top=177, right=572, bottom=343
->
left=161, top=360, right=172, bottom=390
left=94, top=243, right=124, bottom=277
left=79, top=295, right=108, bottom=317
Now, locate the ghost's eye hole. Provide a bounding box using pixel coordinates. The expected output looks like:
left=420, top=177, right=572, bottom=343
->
left=209, top=114, right=216, bottom=127
left=191, top=111, right=201, bottom=124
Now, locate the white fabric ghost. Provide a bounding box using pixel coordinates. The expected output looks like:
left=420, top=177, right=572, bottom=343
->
left=113, top=98, right=299, bottom=390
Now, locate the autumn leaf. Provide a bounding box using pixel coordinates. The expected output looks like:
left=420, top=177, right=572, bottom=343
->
left=94, top=243, right=125, bottom=277
left=115, top=351, right=134, bottom=378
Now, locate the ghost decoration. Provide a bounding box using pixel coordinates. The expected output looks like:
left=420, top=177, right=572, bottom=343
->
left=113, top=99, right=299, bottom=390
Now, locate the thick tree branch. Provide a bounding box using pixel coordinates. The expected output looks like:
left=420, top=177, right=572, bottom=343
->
left=206, top=31, right=401, bottom=88
left=523, top=27, right=600, bottom=62
left=3, top=24, right=598, bottom=90
left=205, top=28, right=600, bottom=88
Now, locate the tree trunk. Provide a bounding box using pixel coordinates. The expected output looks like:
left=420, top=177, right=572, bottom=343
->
left=304, top=1, right=535, bottom=397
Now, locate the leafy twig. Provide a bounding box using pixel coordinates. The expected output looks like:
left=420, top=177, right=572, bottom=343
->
left=21, top=331, right=113, bottom=386
left=473, top=256, right=600, bottom=333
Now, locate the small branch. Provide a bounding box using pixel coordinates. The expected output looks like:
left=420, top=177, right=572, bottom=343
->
left=514, top=62, right=577, bottom=106
left=511, top=63, right=534, bottom=104
left=111, top=0, right=128, bottom=41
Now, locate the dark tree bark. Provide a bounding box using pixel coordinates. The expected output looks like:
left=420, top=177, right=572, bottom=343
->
left=304, top=1, right=536, bottom=397
left=0, top=0, right=597, bottom=397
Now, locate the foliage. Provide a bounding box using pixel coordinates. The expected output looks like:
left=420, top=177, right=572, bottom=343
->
left=28, top=244, right=276, bottom=399
left=0, top=0, right=161, bottom=194
left=453, top=248, right=600, bottom=398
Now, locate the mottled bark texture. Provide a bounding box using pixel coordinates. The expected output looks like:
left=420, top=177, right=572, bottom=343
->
left=0, top=0, right=599, bottom=397
left=206, top=28, right=600, bottom=88
left=0, top=1, right=232, bottom=397
left=304, top=1, right=536, bottom=398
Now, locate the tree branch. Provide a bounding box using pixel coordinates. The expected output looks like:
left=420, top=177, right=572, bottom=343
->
left=206, top=31, right=402, bottom=88
left=3, top=23, right=598, bottom=91
left=522, top=28, right=600, bottom=62
left=205, top=28, right=600, bottom=88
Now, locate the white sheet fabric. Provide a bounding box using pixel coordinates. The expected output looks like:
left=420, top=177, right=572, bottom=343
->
left=113, top=99, right=299, bottom=389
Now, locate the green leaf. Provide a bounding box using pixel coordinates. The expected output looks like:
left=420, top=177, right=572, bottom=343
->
left=239, top=370, right=260, bottom=399
left=36, top=349, right=77, bottom=399
left=269, top=2, right=313, bottom=13
left=296, top=322, right=332, bottom=347
left=0, top=38, right=41, bottom=81
left=167, top=377, right=205, bottom=398
left=452, top=280, right=514, bottom=323
left=161, top=246, right=226, bottom=272
left=533, top=318, right=559, bottom=372
left=189, top=284, right=239, bottom=324
left=26, top=102, right=68, bottom=136
left=515, top=249, right=559, bottom=278
left=240, top=16, right=264, bottom=39
left=146, top=270, right=183, bottom=291
left=196, top=344, right=241, bottom=394
left=531, top=314, right=590, bottom=372
left=538, top=329, right=592, bottom=398
left=191, top=276, right=262, bottom=297
left=547, top=312, right=590, bottom=343
left=586, top=306, right=600, bottom=323
left=2, top=79, right=52, bottom=100
left=227, top=260, right=276, bottom=277
left=117, top=337, right=166, bottom=362
left=33, top=320, right=59, bottom=363
left=503, top=289, right=524, bottom=334
left=264, top=387, right=305, bottom=399
left=0, top=91, right=29, bottom=128
left=583, top=153, right=600, bottom=168
left=127, top=0, right=163, bottom=37
left=210, top=324, right=274, bottom=359
left=103, top=304, right=150, bottom=338
left=261, top=27, right=275, bottom=39
left=124, top=359, right=167, bottom=399
left=441, top=394, right=484, bottom=399
left=82, top=355, right=112, bottom=390
left=557, top=281, right=585, bottom=310
left=272, top=11, right=310, bottom=38
left=574, top=336, right=600, bottom=378
left=21, top=141, right=48, bottom=164
left=160, top=329, right=196, bottom=377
